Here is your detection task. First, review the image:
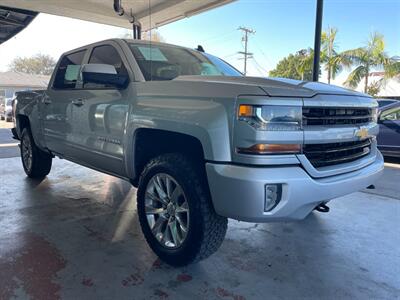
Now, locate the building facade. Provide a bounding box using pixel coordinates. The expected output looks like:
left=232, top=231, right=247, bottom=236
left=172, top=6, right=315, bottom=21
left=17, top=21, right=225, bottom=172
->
left=0, top=71, right=50, bottom=101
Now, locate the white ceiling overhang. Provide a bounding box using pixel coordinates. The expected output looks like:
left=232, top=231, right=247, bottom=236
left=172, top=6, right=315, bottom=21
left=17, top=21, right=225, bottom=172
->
left=0, top=0, right=235, bottom=31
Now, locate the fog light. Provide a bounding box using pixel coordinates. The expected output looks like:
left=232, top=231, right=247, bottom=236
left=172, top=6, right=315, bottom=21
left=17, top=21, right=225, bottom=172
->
left=264, top=184, right=282, bottom=212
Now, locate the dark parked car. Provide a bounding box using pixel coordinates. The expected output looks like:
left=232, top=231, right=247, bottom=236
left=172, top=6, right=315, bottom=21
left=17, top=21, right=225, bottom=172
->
left=377, top=98, right=397, bottom=108
left=377, top=101, right=400, bottom=158
left=11, top=96, right=18, bottom=139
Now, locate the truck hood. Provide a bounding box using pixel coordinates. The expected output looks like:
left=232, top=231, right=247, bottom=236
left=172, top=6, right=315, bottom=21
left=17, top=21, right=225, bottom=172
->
left=174, top=76, right=369, bottom=98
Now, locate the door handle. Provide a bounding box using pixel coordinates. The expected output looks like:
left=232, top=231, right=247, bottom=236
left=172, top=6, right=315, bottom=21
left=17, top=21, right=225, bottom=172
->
left=72, top=98, right=85, bottom=107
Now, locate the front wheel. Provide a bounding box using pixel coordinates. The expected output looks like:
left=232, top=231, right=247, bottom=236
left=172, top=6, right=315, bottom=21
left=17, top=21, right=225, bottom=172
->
left=137, top=153, right=228, bottom=266
left=20, top=128, right=52, bottom=178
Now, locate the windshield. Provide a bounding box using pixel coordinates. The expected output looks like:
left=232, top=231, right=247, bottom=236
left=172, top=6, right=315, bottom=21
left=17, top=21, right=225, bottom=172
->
left=128, top=43, right=242, bottom=81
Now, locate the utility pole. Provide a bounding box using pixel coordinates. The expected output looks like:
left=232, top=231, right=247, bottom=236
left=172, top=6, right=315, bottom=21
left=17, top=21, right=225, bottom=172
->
left=238, top=26, right=255, bottom=76
left=312, top=0, right=324, bottom=81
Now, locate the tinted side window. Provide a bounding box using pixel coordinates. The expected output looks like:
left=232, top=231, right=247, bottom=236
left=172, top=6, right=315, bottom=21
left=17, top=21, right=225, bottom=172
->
left=53, top=50, right=86, bottom=89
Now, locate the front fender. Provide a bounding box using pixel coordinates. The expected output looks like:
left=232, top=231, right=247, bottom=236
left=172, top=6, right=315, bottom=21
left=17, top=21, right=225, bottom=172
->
left=124, top=96, right=234, bottom=176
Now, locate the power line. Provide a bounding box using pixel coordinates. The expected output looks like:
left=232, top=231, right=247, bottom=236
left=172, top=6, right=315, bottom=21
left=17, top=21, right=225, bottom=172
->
left=252, top=57, right=269, bottom=75
left=253, top=40, right=274, bottom=70
left=237, top=26, right=255, bottom=76
left=250, top=60, right=266, bottom=77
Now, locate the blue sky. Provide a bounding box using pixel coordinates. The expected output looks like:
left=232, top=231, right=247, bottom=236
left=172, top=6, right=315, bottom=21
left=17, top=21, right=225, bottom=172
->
left=0, top=0, right=399, bottom=81
left=158, top=0, right=400, bottom=75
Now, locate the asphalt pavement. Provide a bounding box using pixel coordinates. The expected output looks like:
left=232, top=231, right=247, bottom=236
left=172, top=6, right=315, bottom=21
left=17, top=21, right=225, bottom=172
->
left=1, top=153, right=399, bottom=299
left=0, top=125, right=19, bottom=159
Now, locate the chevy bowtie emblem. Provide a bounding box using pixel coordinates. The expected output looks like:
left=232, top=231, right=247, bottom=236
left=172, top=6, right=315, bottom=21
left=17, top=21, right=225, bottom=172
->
left=355, top=127, right=369, bottom=140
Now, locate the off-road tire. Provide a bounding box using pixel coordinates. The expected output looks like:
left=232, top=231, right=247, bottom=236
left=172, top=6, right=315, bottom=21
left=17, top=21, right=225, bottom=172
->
left=137, top=153, right=228, bottom=266
left=20, top=127, right=52, bottom=178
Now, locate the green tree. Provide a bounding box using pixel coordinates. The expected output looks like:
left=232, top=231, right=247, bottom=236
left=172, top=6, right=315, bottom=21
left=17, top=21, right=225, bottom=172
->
left=120, top=30, right=165, bottom=42
left=321, top=27, right=350, bottom=84
left=142, top=30, right=165, bottom=42
left=269, top=49, right=313, bottom=81
left=342, top=32, right=389, bottom=93
left=8, top=54, right=56, bottom=75
left=384, top=56, right=400, bottom=78
left=366, top=81, right=381, bottom=97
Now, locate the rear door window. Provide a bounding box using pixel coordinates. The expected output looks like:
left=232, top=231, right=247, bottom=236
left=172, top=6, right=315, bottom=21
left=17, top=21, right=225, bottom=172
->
left=53, top=50, right=86, bottom=89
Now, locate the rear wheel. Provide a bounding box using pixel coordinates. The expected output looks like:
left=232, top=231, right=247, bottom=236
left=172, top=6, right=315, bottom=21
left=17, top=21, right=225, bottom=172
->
left=20, top=128, right=52, bottom=178
left=137, top=153, right=227, bottom=266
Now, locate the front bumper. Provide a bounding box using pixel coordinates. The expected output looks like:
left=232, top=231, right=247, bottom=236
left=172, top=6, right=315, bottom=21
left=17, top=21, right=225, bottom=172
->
left=206, top=151, right=384, bottom=222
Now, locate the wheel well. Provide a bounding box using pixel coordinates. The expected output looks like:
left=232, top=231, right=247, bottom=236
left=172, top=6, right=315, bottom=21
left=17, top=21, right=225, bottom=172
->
left=17, top=115, right=30, bottom=134
left=132, top=129, right=205, bottom=186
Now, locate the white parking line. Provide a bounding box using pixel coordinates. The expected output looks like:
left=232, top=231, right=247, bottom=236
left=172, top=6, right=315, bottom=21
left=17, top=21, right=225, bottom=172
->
left=0, top=143, right=19, bottom=147
left=385, top=162, right=400, bottom=169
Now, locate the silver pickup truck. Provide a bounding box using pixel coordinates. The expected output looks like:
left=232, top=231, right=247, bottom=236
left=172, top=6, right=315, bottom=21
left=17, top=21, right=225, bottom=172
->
left=15, top=39, right=384, bottom=266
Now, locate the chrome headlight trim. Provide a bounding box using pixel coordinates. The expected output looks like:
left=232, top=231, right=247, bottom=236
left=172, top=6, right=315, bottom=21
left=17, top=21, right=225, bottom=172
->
left=238, top=105, right=302, bottom=131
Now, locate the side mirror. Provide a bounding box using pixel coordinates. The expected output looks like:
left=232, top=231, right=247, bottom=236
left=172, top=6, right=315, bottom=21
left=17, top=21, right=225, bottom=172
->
left=377, top=110, right=382, bottom=123
left=81, top=64, right=129, bottom=89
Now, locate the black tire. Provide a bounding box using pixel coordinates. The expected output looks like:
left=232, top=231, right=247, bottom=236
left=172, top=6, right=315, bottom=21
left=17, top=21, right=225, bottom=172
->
left=20, top=127, right=52, bottom=178
left=137, top=153, right=228, bottom=266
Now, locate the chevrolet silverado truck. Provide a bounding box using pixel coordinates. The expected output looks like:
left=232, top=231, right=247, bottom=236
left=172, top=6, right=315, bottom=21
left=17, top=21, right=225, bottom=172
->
left=14, top=39, right=384, bottom=266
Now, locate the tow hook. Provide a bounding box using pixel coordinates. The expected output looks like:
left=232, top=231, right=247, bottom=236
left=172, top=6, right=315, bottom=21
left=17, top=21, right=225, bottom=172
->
left=314, top=203, right=330, bottom=213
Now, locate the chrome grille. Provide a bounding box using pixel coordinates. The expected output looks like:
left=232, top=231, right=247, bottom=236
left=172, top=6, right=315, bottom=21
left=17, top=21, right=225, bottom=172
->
left=303, top=139, right=372, bottom=168
left=303, top=107, right=372, bottom=126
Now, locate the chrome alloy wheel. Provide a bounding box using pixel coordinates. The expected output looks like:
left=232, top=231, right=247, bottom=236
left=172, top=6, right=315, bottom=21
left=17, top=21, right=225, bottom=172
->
left=21, top=134, right=33, bottom=171
left=145, top=173, right=190, bottom=248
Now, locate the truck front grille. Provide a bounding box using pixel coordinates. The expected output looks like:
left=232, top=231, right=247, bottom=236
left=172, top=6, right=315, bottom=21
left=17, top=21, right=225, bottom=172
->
left=303, top=107, right=372, bottom=126
left=303, top=139, right=372, bottom=168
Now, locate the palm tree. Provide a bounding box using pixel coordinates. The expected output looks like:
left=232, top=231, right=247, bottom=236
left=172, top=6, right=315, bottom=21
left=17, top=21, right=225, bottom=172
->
left=385, top=56, right=400, bottom=78
left=321, top=27, right=350, bottom=84
left=296, top=48, right=314, bottom=81
left=342, top=32, right=389, bottom=93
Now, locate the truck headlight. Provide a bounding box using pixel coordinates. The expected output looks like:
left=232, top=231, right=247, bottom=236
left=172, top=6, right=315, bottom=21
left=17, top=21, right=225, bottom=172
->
left=238, top=105, right=302, bottom=131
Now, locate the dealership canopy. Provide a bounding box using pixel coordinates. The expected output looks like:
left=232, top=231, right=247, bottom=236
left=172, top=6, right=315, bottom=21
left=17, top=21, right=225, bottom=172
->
left=0, top=0, right=234, bottom=44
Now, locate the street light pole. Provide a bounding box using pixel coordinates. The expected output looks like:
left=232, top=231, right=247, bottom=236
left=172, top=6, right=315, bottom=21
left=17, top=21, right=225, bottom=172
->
left=312, top=0, right=324, bottom=82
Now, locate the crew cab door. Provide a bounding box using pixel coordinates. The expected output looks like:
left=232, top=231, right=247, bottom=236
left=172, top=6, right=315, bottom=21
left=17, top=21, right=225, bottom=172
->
left=69, top=43, right=131, bottom=176
left=42, top=49, right=87, bottom=155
